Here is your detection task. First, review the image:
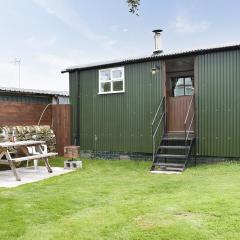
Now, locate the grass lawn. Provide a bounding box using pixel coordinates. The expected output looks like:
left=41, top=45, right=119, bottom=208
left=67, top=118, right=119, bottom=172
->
left=0, top=158, right=240, bottom=240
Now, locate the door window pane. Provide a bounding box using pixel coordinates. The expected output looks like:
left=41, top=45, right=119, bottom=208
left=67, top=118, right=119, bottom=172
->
left=174, top=86, right=185, bottom=96
left=185, top=87, right=194, bottom=96
left=176, top=78, right=184, bottom=86
left=185, top=77, right=192, bottom=85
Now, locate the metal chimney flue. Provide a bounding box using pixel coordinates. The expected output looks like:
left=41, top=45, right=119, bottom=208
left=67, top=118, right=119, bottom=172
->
left=152, top=29, right=163, bottom=54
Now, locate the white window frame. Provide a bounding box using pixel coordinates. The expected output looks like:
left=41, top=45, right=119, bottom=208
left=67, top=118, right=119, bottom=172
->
left=98, top=67, right=125, bottom=94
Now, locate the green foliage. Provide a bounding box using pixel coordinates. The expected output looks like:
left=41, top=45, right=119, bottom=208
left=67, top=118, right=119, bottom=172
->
left=1, top=159, right=240, bottom=239
left=127, top=0, right=140, bottom=15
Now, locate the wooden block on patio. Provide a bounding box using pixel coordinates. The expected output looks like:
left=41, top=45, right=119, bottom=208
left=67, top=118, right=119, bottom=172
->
left=64, top=146, right=80, bottom=158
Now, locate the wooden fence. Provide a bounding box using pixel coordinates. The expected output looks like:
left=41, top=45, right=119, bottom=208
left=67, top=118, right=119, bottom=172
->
left=52, top=105, right=71, bottom=156
left=0, top=101, right=71, bottom=156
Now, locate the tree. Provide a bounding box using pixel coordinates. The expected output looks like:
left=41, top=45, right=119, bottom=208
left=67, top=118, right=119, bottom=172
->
left=127, top=0, right=140, bottom=15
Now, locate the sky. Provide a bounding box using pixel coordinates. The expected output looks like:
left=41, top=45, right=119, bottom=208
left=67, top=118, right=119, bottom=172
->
left=0, top=0, right=240, bottom=91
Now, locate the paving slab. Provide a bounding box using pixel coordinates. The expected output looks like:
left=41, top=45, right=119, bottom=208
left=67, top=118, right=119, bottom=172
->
left=0, top=167, right=75, bottom=188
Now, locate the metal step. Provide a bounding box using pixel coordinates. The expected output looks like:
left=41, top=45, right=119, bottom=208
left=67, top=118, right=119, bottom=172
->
left=162, top=136, right=194, bottom=141
left=160, top=167, right=184, bottom=172
left=153, top=162, right=185, bottom=168
left=152, top=162, right=185, bottom=172
left=159, top=145, right=190, bottom=150
left=155, top=154, right=187, bottom=159
left=166, top=132, right=194, bottom=137
left=152, top=166, right=184, bottom=172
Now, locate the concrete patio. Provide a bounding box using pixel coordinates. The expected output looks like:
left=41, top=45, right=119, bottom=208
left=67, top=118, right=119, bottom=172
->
left=0, top=167, right=74, bottom=188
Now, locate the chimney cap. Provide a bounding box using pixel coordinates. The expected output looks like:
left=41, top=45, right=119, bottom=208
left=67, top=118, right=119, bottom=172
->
left=152, top=29, right=163, bottom=33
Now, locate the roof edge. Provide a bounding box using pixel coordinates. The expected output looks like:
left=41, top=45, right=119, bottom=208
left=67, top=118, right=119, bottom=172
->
left=0, top=87, right=69, bottom=97
left=62, top=44, right=240, bottom=73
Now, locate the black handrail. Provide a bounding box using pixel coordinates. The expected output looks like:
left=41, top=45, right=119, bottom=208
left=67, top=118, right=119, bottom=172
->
left=152, top=96, right=165, bottom=161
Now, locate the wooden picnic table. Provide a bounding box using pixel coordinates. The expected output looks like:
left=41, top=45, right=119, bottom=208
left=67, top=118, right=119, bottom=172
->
left=0, top=140, right=58, bottom=181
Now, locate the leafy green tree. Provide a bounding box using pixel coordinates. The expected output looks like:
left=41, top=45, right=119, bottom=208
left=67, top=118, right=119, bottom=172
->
left=127, top=0, right=140, bottom=15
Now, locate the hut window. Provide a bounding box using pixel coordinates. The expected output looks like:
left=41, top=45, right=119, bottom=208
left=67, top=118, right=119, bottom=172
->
left=99, top=67, right=125, bottom=94
left=171, top=76, right=194, bottom=97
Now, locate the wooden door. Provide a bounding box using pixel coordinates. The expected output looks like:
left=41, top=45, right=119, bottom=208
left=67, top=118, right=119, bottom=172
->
left=167, top=96, right=193, bottom=132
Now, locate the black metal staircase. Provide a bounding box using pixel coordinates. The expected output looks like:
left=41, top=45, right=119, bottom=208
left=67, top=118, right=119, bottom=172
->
left=151, top=95, right=195, bottom=173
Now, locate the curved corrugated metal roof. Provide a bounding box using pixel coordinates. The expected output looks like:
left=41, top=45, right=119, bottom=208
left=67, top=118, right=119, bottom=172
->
left=62, top=44, right=240, bottom=73
left=0, top=87, right=69, bottom=96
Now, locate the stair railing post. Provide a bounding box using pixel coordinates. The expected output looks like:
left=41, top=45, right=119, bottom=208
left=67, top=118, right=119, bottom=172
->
left=164, top=97, right=166, bottom=133
left=152, top=127, right=155, bottom=162
left=184, top=123, right=187, bottom=155
left=184, top=93, right=195, bottom=156
left=151, top=96, right=165, bottom=167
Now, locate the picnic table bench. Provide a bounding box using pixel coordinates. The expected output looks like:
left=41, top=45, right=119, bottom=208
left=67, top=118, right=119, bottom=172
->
left=0, top=140, right=58, bottom=181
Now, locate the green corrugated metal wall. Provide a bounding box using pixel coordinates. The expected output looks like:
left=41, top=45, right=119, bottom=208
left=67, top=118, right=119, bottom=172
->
left=70, top=61, right=163, bottom=153
left=196, top=50, right=240, bottom=157
left=69, top=49, right=240, bottom=157
left=0, top=94, right=52, bottom=104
